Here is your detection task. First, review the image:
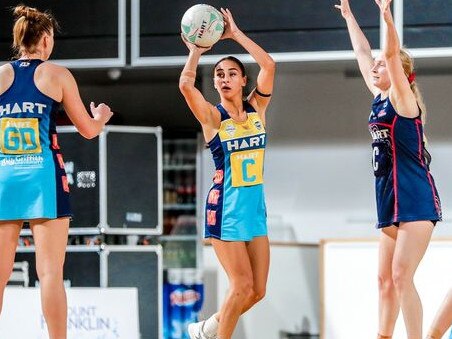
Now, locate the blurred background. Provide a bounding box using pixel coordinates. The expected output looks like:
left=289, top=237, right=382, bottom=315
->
left=1, top=0, right=452, bottom=338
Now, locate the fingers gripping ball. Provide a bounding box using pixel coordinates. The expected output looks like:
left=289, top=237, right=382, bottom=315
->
left=181, top=4, right=224, bottom=47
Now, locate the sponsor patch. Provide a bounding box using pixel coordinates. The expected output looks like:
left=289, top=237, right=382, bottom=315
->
left=208, top=189, right=220, bottom=205
left=213, top=170, right=223, bottom=184
left=62, top=176, right=70, bottom=193
left=207, top=210, right=216, bottom=226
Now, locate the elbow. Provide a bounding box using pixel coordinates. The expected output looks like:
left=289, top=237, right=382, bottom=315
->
left=179, top=79, right=193, bottom=94
left=356, top=45, right=372, bottom=57
left=384, top=49, right=398, bottom=60
left=84, top=133, right=98, bottom=140
left=264, top=57, right=276, bottom=72
left=80, top=131, right=97, bottom=140
left=78, top=126, right=100, bottom=140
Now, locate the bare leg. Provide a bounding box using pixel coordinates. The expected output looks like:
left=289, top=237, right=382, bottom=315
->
left=211, top=239, right=254, bottom=339
left=392, top=221, right=434, bottom=339
left=241, top=236, right=270, bottom=313
left=426, top=288, right=452, bottom=339
left=378, top=226, right=399, bottom=338
left=0, top=221, right=22, bottom=314
left=210, top=236, right=270, bottom=321
left=31, top=218, right=69, bottom=339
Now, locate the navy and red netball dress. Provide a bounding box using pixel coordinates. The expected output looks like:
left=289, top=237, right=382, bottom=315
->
left=369, top=94, right=442, bottom=228
left=0, top=59, right=71, bottom=220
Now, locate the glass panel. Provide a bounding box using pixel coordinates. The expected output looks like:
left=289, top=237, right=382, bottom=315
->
left=0, top=0, right=120, bottom=60
left=404, top=0, right=452, bottom=48
left=139, top=0, right=380, bottom=57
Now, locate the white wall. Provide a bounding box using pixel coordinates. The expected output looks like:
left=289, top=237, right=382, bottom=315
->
left=203, top=245, right=320, bottom=338
left=323, top=240, right=452, bottom=339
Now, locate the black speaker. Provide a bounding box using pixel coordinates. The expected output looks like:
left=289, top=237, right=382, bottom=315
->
left=58, top=129, right=100, bottom=229
left=105, top=127, right=161, bottom=232
left=55, top=126, right=162, bottom=235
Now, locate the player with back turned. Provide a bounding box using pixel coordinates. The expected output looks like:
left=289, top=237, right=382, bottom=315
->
left=0, top=5, right=112, bottom=338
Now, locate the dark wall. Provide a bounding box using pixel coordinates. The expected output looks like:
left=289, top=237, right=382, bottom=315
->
left=2, top=1, right=452, bottom=61
left=140, top=0, right=380, bottom=56
left=73, top=67, right=199, bottom=130
left=0, top=0, right=119, bottom=60
left=404, top=0, right=452, bottom=48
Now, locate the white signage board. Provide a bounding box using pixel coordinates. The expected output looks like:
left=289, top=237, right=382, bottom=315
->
left=322, top=240, right=452, bottom=339
left=0, top=287, right=139, bottom=339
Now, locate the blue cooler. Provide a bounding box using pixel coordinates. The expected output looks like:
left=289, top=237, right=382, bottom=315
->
left=164, top=269, right=204, bottom=339
left=182, top=269, right=204, bottom=329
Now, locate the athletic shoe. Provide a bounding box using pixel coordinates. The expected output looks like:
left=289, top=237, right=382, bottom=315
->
left=187, top=320, right=217, bottom=339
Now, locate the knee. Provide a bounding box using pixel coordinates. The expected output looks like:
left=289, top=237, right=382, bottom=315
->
left=378, top=272, right=395, bottom=296
left=36, top=263, right=64, bottom=283
left=230, top=277, right=254, bottom=302
left=251, top=287, right=266, bottom=304
left=392, top=265, right=412, bottom=293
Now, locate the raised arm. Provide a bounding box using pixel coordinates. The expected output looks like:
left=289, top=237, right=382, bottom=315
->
left=178, top=39, right=219, bottom=130
left=58, top=66, right=113, bottom=139
left=336, top=0, right=378, bottom=96
left=376, top=0, right=418, bottom=117
left=221, top=8, right=275, bottom=120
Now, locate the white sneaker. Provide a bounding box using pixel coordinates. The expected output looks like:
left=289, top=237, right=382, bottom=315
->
left=187, top=321, right=217, bottom=339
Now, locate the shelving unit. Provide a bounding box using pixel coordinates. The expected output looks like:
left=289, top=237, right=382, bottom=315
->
left=161, top=136, right=199, bottom=269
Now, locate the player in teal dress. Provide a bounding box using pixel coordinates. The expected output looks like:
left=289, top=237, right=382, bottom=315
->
left=0, top=6, right=112, bottom=339
left=180, top=8, right=275, bottom=339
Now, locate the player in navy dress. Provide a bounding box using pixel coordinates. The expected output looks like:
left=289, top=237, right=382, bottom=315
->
left=0, top=6, right=112, bottom=338
left=336, top=0, right=441, bottom=338
left=179, top=8, right=275, bottom=339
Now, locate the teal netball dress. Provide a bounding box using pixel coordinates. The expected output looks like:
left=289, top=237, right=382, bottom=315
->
left=205, top=101, right=267, bottom=241
left=0, top=60, right=71, bottom=220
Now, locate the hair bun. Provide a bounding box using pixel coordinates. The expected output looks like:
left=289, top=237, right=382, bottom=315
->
left=13, top=5, right=39, bottom=20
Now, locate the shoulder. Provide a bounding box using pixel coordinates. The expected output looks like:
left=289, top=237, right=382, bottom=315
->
left=38, top=62, right=72, bottom=79
left=36, top=62, right=75, bottom=89
left=0, top=63, right=14, bottom=78
left=0, top=63, right=14, bottom=94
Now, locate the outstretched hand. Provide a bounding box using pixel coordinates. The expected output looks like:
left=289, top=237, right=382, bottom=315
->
left=220, top=7, right=241, bottom=40
left=180, top=34, right=212, bottom=54
left=334, top=0, right=352, bottom=20
left=375, top=0, right=392, bottom=17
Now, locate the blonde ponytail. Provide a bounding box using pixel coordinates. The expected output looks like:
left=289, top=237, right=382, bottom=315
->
left=12, top=4, right=58, bottom=57
left=399, top=48, right=428, bottom=143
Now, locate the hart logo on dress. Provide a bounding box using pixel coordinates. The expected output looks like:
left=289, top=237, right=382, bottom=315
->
left=0, top=102, right=47, bottom=116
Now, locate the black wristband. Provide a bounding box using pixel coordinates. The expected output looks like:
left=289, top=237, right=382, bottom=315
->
left=255, top=87, right=272, bottom=97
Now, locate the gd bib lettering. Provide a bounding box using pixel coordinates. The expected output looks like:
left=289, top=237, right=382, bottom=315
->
left=0, top=118, right=41, bottom=154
